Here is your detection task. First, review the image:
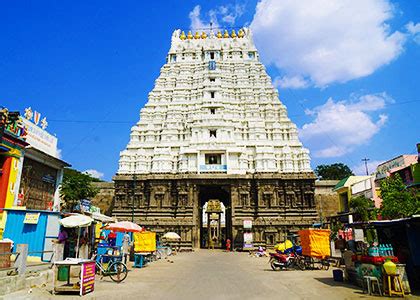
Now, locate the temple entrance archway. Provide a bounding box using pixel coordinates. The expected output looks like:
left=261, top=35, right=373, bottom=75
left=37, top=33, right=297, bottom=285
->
left=198, top=185, right=232, bottom=249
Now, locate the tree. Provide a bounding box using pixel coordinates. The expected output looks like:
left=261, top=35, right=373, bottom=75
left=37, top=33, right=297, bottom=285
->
left=314, top=163, right=354, bottom=180
left=349, top=196, right=377, bottom=221
left=379, top=174, right=420, bottom=219
left=60, top=168, right=99, bottom=211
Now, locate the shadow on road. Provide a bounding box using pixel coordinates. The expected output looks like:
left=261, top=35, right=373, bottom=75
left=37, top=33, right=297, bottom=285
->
left=314, top=277, right=361, bottom=290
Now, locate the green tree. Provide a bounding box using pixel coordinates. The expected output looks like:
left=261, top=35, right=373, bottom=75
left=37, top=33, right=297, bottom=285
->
left=349, top=196, right=377, bottom=221
left=60, top=168, right=99, bottom=211
left=380, top=174, right=420, bottom=219
left=314, top=163, right=354, bottom=180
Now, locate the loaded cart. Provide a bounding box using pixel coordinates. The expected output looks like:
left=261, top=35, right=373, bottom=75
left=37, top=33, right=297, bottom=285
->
left=298, top=229, right=331, bottom=270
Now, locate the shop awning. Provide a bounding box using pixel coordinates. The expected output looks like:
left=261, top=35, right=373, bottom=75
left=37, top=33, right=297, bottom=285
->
left=90, top=212, right=116, bottom=223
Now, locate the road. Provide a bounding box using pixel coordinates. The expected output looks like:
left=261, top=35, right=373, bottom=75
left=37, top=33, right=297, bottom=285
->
left=3, top=250, right=411, bottom=300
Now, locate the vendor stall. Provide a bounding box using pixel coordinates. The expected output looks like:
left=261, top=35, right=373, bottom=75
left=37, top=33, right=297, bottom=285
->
left=53, top=258, right=95, bottom=296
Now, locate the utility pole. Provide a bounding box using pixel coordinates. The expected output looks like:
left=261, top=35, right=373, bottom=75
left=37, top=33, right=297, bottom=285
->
left=362, top=158, right=370, bottom=175
left=132, top=173, right=137, bottom=222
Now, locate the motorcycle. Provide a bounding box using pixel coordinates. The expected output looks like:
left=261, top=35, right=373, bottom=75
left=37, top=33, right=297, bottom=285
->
left=269, top=250, right=305, bottom=271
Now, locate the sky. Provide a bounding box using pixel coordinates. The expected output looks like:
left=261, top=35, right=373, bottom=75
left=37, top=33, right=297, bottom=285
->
left=1, top=0, right=419, bottom=181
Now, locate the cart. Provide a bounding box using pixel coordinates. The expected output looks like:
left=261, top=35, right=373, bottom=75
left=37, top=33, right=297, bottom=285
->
left=298, top=229, right=331, bottom=271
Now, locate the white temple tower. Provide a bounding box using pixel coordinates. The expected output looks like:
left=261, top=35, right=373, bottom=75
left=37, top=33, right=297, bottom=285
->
left=114, top=29, right=317, bottom=249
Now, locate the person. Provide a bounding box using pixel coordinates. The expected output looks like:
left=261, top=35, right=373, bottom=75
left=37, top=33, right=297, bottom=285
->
left=211, top=236, right=217, bottom=250
left=108, top=230, right=117, bottom=247
left=58, top=228, right=69, bottom=259
left=122, top=232, right=131, bottom=264
left=226, top=238, right=231, bottom=252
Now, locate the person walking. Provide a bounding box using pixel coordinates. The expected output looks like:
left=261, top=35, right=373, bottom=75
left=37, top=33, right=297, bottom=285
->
left=122, top=232, right=131, bottom=264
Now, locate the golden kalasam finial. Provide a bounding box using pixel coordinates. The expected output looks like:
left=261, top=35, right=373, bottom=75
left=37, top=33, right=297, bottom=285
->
left=180, top=31, right=186, bottom=40
left=217, top=31, right=222, bottom=38
left=231, top=29, right=237, bottom=38
left=238, top=29, right=244, bottom=38
left=194, top=32, right=200, bottom=39
left=201, top=32, right=207, bottom=39
left=223, top=30, right=229, bottom=38
left=187, top=31, right=193, bottom=39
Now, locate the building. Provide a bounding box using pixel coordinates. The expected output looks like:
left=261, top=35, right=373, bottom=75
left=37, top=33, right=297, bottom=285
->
left=314, top=180, right=340, bottom=221
left=17, top=108, right=70, bottom=211
left=0, top=109, right=28, bottom=237
left=333, top=176, right=376, bottom=213
left=113, top=28, right=317, bottom=249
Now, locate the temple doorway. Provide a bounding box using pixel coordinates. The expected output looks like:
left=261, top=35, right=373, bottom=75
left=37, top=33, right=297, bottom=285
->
left=199, top=185, right=232, bottom=249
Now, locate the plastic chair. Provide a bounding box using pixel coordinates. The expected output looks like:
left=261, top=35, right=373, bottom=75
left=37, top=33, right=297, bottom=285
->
left=363, top=276, right=382, bottom=296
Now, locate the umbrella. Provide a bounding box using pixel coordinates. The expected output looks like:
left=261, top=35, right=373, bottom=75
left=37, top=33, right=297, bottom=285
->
left=60, top=214, right=93, bottom=258
left=60, top=214, right=93, bottom=228
left=105, top=221, right=142, bottom=233
left=163, top=232, right=181, bottom=240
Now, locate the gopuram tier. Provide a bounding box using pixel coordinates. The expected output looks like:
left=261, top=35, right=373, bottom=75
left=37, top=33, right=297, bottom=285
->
left=113, top=28, right=318, bottom=249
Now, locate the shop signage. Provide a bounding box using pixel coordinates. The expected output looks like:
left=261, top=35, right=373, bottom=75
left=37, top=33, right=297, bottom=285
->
left=80, top=262, right=95, bottom=295
left=42, top=174, right=56, bottom=184
left=243, top=232, right=253, bottom=249
left=376, top=156, right=405, bottom=180
left=24, top=212, right=40, bottom=224
left=243, top=220, right=252, bottom=229
left=21, top=117, right=58, bottom=158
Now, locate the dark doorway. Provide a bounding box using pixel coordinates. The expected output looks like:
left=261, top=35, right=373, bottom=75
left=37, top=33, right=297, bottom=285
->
left=199, top=185, right=231, bottom=249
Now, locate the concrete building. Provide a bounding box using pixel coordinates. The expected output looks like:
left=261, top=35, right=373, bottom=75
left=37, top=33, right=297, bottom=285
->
left=113, top=28, right=318, bottom=248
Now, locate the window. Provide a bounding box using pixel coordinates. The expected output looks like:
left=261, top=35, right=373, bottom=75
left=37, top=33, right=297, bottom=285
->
left=205, top=154, right=221, bottom=165
left=210, top=108, right=216, bottom=114
left=209, top=130, right=217, bottom=138
left=210, top=91, right=215, bottom=98
left=170, top=54, right=177, bottom=62
left=209, top=78, right=215, bottom=82
left=210, top=52, right=215, bottom=59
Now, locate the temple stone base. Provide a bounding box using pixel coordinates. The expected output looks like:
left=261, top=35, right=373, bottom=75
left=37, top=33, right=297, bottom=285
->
left=112, top=172, right=318, bottom=249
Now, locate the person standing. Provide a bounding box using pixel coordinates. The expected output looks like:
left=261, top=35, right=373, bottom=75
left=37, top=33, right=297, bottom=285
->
left=122, top=232, right=131, bottom=264
left=108, top=230, right=117, bottom=247
left=226, top=238, right=231, bottom=252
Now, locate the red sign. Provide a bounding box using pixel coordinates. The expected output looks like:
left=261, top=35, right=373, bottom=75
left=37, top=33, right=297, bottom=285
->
left=80, top=262, right=95, bottom=296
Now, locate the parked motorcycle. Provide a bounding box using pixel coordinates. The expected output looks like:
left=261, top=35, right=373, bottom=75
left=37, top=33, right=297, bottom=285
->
left=269, top=251, right=305, bottom=271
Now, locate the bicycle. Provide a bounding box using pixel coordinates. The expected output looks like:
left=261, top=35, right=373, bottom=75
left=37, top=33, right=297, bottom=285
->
left=92, top=253, right=128, bottom=283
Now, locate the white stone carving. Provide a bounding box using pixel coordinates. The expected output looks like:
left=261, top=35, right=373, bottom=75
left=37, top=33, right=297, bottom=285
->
left=118, top=28, right=312, bottom=175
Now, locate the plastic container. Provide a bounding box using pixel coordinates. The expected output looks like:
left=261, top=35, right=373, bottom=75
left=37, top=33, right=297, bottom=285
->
left=383, top=258, right=397, bottom=275
left=57, top=266, right=69, bottom=281
left=333, top=269, right=344, bottom=282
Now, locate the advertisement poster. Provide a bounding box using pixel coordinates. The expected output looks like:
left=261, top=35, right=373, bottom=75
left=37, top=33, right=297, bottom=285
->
left=23, top=212, right=40, bottom=224
left=80, top=262, right=95, bottom=296
left=243, top=232, right=253, bottom=249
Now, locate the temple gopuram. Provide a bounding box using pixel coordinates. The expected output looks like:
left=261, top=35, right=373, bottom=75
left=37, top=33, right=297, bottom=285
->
left=113, top=28, right=318, bottom=249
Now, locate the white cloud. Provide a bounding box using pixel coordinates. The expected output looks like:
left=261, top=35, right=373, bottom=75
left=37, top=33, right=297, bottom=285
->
left=189, top=4, right=245, bottom=31
left=250, top=0, right=406, bottom=87
left=273, top=75, right=310, bottom=89
left=299, top=92, right=391, bottom=158
left=84, top=169, right=104, bottom=179
left=352, top=160, right=384, bottom=175
left=406, top=21, right=420, bottom=44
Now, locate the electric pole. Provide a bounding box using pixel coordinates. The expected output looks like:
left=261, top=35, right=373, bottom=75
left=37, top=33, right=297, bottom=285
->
left=362, top=158, right=370, bottom=175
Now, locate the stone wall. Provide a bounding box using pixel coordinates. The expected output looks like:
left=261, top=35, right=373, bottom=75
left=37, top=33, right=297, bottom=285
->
left=314, top=180, right=340, bottom=220
left=91, top=182, right=114, bottom=215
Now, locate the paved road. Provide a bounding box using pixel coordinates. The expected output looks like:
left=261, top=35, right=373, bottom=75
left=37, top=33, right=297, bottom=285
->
left=4, top=250, right=416, bottom=300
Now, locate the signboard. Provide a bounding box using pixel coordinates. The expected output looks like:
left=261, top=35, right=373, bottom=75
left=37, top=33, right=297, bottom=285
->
left=199, top=165, right=227, bottom=172
left=80, top=262, right=95, bottom=296
left=243, top=220, right=252, bottom=229
left=376, top=156, right=405, bottom=180
left=24, top=212, right=40, bottom=224
left=243, top=232, right=253, bottom=249
left=22, top=118, right=58, bottom=158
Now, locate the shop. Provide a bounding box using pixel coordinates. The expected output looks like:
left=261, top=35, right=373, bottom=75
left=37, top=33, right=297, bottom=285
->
left=2, top=208, right=60, bottom=261
left=335, top=216, right=420, bottom=294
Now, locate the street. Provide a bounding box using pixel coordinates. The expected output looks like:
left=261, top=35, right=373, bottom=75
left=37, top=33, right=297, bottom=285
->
left=3, top=250, right=394, bottom=300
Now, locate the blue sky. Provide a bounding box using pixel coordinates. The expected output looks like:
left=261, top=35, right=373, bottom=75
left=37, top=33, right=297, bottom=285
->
left=1, top=0, right=419, bottom=180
